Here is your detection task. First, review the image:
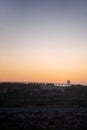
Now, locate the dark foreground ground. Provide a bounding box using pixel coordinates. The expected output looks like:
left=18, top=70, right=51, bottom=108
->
left=0, top=82, right=87, bottom=129
left=0, top=106, right=87, bottom=130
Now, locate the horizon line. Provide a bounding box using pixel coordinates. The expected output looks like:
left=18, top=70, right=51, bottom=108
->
left=0, top=81, right=87, bottom=86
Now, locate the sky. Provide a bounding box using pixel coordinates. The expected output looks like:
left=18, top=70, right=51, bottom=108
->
left=0, top=0, right=87, bottom=84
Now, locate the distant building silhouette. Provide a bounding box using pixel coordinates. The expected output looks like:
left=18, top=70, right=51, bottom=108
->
left=67, top=80, right=71, bottom=87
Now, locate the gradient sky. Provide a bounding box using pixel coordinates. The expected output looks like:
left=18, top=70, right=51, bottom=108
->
left=0, top=0, right=87, bottom=84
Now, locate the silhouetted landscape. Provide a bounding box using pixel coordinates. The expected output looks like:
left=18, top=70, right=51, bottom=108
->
left=0, top=0, right=87, bottom=129
left=0, top=82, right=87, bottom=106
left=0, top=82, right=87, bottom=129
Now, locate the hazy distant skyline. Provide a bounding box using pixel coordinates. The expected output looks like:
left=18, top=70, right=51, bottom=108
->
left=0, top=0, right=87, bottom=84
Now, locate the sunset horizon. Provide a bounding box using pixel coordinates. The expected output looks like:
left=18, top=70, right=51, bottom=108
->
left=0, top=0, right=87, bottom=85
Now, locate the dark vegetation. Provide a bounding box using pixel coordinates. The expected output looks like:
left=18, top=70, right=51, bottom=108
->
left=0, top=82, right=87, bottom=129
left=0, top=82, right=87, bottom=106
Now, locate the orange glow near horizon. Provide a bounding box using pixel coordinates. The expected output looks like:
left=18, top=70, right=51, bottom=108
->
left=0, top=0, right=87, bottom=85
left=0, top=60, right=87, bottom=84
